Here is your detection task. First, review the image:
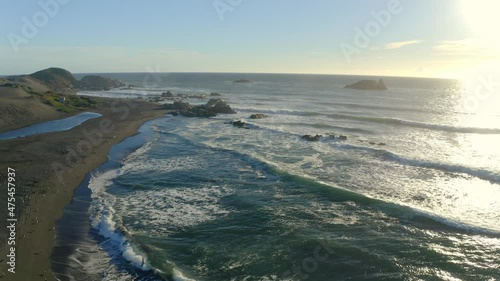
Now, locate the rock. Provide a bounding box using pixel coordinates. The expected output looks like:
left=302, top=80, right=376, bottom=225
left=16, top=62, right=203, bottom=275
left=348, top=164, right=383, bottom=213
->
left=233, top=79, right=252, bottom=83
left=249, top=114, right=268, bottom=119
left=208, top=99, right=236, bottom=114
left=185, top=107, right=217, bottom=118
left=210, top=92, right=222, bottom=96
left=345, top=79, right=387, bottom=90
left=302, top=134, right=322, bottom=141
left=187, top=94, right=206, bottom=99
left=164, top=99, right=236, bottom=118
left=338, top=135, right=348, bottom=140
left=206, top=98, right=221, bottom=107
left=164, top=101, right=192, bottom=111
left=161, top=91, right=175, bottom=97
left=378, top=142, right=387, bottom=146
left=230, top=120, right=247, bottom=128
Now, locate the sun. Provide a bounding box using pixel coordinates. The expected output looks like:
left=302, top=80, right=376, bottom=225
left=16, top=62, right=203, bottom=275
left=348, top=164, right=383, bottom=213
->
left=462, top=0, right=500, bottom=46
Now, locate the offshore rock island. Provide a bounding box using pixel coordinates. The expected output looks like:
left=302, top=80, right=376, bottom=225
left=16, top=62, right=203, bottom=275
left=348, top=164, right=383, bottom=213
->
left=345, top=79, right=388, bottom=90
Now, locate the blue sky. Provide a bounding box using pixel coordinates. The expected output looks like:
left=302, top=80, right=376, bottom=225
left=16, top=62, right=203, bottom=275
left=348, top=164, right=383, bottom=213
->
left=1, top=0, right=498, bottom=77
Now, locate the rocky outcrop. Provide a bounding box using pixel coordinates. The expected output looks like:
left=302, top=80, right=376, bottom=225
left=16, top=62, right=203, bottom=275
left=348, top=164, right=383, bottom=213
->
left=164, top=99, right=236, bottom=118
left=161, top=91, right=175, bottom=97
left=210, top=92, right=222, bottom=96
left=78, top=75, right=125, bottom=91
left=302, top=134, right=323, bottom=141
left=250, top=114, right=268, bottom=119
left=209, top=99, right=236, bottom=114
left=345, top=79, right=387, bottom=90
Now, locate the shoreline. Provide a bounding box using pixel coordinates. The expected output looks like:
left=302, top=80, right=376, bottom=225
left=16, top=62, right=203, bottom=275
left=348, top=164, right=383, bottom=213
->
left=51, top=119, right=162, bottom=280
left=0, top=98, right=166, bottom=280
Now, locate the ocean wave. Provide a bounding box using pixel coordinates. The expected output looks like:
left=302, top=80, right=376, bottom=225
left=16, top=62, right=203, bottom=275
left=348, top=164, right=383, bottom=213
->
left=273, top=121, right=374, bottom=134
left=88, top=167, right=196, bottom=281
left=317, top=101, right=435, bottom=114
left=400, top=206, right=500, bottom=237
left=382, top=150, right=500, bottom=183
left=231, top=106, right=500, bottom=134
left=324, top=142, right=500, bottom=184
left=256, top=162, right=500, bottom=236
left=88, top=169, right=153, bottom=271
left=166, top=116, right=500, bottom=184
left=234, top=106, right=308, bottom=116
left=327, top=113, right=500, bottom=134
left=226, top=146, right=500, bottom=235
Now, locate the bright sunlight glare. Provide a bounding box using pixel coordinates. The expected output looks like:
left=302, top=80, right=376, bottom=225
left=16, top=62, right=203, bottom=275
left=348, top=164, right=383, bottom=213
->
left=462, top=0, right=500, bottom=48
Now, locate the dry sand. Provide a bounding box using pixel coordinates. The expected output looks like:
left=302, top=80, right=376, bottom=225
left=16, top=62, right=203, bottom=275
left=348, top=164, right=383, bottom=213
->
left=0, top=97, right=166, bottom=280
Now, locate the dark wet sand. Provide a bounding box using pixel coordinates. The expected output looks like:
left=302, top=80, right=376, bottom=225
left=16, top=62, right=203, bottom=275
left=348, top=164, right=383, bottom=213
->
left=0, top=98, right=166, bottom=280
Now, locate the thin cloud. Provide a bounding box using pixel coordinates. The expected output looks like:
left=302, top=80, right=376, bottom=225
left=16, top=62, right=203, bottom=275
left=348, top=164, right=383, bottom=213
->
left=384, top=40, right=422, bottom=50
left=432, top=38, right=499, bottom=58
left=433, top=38, right=484, bottom=53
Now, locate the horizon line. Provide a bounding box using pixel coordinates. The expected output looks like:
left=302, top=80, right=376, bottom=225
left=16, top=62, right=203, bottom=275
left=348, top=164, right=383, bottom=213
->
left=1, top=69, right=457, bottom=81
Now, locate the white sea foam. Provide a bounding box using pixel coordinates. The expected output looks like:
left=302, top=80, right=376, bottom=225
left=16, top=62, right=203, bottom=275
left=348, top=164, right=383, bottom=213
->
left=88, top=169, right=152, bottom=271
left=115, top=185, right=234, bottom=236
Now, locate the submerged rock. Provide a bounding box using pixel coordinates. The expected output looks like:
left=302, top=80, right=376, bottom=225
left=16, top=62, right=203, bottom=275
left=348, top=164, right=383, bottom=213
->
left=345, top=79, right=387, bottom=90
left=233, top=79, right=252, bottom=83
left=302, top=134, right=323, bottom=141
left=230, top=120, right=247, bottom=128
left=161, top=91, right=175, bottom=97
left=249, top=114, right=268, bottom=119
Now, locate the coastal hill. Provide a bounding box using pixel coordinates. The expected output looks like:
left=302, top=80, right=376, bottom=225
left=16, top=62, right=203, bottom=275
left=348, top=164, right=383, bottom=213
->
left=30, top=67, right=79, bottom=92
left=25, top=67, right=125, bottom=92
left=0, top=67, right=124, bottom=132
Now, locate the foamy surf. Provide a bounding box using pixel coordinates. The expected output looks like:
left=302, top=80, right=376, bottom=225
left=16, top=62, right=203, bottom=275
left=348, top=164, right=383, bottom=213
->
left=88, top=169, right=152, bottom=271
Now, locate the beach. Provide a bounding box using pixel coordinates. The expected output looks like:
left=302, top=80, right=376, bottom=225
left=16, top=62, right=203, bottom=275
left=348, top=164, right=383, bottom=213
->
left=0, top=98, right=166, bottom=280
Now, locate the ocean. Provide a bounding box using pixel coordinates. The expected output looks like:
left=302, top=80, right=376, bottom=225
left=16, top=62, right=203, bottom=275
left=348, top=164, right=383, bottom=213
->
left=52, top=73, right=500, bottom=280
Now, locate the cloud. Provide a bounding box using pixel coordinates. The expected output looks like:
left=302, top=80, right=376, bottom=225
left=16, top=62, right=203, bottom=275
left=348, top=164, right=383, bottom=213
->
left=432, top=38, right=499, bottom=59
left=433, top=38, right=485, bottom=53
left=384, top=40, right=422, bottom=50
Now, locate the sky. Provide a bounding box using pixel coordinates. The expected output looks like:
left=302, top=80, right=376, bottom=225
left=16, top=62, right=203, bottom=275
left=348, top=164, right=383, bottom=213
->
left=1, top=0, right=499, bottom=78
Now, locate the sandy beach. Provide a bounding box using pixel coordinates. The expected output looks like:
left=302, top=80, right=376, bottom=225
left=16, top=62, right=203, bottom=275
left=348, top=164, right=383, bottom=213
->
left=0, top=98, right=166, bottom=280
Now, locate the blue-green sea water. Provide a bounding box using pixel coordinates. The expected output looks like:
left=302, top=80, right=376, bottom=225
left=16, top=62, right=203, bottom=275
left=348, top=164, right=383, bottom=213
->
left=53, top=73, right=500, bottom=281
